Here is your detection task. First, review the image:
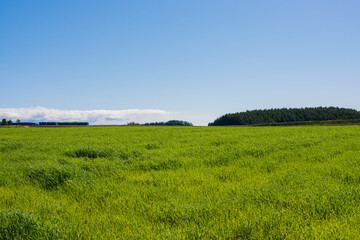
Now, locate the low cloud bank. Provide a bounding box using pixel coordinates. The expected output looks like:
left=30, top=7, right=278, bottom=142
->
left=0, top=107, right=175, bottom=125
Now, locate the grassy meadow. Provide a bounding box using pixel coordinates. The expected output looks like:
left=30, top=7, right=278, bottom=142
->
left=1, top=125, right=360, bottom=239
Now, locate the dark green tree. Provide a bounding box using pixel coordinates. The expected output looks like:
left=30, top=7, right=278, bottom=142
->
left=209, top=107, right=360, bottom=126
left=127, top=122, right=140, bottom=126
left=144, top=120, right=193, bottom=126
left=1, top=118, right=7, bottom=126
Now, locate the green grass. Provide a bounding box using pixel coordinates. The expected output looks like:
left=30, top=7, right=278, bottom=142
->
left=1, top=126, right=360, bottom=239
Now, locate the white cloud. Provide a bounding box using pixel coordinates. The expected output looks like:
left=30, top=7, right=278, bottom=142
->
left=0, top=107, right=176, bottom=125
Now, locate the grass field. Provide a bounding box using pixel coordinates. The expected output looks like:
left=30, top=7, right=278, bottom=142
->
left=1, top=126, right=360, bottom=239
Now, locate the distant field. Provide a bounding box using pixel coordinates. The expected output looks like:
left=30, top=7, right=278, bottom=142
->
left=1, top=126, right=360, bottom=239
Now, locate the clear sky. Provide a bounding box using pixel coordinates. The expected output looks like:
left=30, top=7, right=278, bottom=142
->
left=1, top=1, right=360, bottom=125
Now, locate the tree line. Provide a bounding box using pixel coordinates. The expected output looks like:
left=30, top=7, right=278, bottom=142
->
left=127, top=120, right=193, bottom=126
left=208, top=107, right=360, bottom=126
left=1, top=118, right=21, bottom=126
left=144, top=120, right=193, bottom=126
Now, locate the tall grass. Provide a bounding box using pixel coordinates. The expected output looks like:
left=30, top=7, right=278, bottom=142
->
left=0, top=126, right=360, bottom=239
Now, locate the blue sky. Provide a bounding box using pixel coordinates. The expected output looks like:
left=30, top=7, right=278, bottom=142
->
left=1, top=1, right=360, bottom=125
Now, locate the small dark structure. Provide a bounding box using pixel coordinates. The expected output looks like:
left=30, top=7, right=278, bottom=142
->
left=39, top=122, right=89, bottom=126
left=12, top=122, right=36, bottom=126
left=39, top=122, right=57, bottom=126
left=57, top=122, right=89, bottom=126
